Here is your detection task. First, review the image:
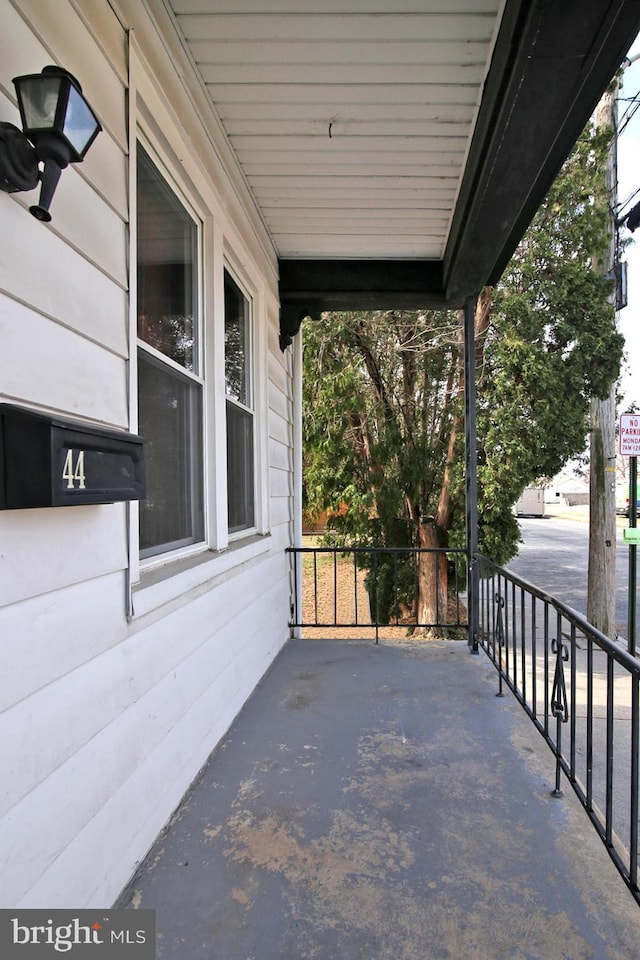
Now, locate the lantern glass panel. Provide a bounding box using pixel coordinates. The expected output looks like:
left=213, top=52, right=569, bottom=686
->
left=63, top=85, right=99, bottom=155
left=18, top=76, right=62, bottom=132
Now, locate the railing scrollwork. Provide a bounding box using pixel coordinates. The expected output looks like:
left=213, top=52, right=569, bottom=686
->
left=477, top=554, right=640, bottom=904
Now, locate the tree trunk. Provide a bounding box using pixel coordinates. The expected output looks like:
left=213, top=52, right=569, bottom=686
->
left=411, top=290, right=493, bottom=638
left=415, top=518, right=448, bottom=638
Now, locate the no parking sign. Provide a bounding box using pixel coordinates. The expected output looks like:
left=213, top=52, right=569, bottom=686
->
left=620, top=412, right=640, bottom=656
left=619, top=413, right=640, bottom=456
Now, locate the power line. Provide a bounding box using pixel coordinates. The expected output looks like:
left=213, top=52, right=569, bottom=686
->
left=619, top=98, right=640, bottom=136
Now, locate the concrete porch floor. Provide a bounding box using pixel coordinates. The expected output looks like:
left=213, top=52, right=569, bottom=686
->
left=119, top=639, right=640, bottom=959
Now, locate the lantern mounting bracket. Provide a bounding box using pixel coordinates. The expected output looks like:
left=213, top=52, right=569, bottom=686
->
left=0, top=122, right=39, bottom=194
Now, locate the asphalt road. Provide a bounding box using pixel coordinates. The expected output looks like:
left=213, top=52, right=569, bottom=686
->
left=507, top=510, right=638, bottom=643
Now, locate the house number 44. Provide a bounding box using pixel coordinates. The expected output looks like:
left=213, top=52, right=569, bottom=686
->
left=62, top=449, right=86, bottom=489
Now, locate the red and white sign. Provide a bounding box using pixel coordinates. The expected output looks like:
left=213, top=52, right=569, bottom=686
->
left=620, top=413, right=640, bottom=456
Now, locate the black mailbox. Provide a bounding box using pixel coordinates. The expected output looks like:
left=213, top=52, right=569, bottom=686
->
left=0, top=404, right=146, bottom=509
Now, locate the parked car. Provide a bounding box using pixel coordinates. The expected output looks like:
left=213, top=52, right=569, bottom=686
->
left=618, top=497, right=640, bottom=517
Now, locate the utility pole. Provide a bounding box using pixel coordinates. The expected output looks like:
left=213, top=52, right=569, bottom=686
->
left=587, top=83, right=618, bottom=637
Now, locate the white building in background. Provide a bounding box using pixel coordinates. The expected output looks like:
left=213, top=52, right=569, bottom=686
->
left=545, top=475, right=590, bottom=505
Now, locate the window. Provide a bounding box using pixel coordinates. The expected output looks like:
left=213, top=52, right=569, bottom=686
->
left=225, top=270, right=255, bottom=533
left=137, top=145, right=204, bottom=558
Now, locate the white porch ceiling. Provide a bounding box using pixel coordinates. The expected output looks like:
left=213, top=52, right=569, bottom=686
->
left=148, top=0, right=640, bottom=339
left=167, top=0, right=502, bottom=260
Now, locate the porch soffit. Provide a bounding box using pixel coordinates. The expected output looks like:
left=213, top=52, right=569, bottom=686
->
left=162, top=0, right=640, bottom=341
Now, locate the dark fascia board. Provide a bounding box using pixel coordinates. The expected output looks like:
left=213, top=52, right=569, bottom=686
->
left=278, top=258, right=446, bottom=349
left=444, top=0, right=640, bottom=303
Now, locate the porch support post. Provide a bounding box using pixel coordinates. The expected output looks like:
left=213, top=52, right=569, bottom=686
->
left=292, top=329, right=303, bottom=639
left=464, top=294, right=480, bottom=653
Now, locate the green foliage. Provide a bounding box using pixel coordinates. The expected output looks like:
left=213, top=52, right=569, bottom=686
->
left=303, top=311, right=460, bottom=547
left=303, top=122, right=623, bottom=568
left=474, top=122, right=623, bottom=561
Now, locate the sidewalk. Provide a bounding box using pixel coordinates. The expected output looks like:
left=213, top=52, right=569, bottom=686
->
left=543, top=501, right=631, bottom=529
left=119, top=639, right=640, bottom=959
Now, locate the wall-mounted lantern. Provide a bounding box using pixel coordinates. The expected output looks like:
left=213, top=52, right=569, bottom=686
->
left=0, top=65, right=101, bottom=222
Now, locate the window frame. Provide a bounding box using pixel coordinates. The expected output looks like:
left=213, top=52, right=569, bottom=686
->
left=126, top=52, right=273, bottom=610
left=224, top=264, right=257, bottom=538
left=135, top=139, right=207, bottom=565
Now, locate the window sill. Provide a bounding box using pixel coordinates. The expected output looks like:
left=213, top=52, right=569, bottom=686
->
left=130, top=534, right=272, bottom=619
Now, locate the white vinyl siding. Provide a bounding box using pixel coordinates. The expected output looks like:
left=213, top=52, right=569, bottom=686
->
left=0, top=0, right=293, bottom=912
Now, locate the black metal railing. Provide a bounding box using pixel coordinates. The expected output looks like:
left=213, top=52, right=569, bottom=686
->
left=477, top=554, right=640, bottom=904
left=286, top=545, right=467, bottom=641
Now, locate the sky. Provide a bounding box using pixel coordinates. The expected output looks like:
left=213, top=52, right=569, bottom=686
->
left=616, top=35, right=640, bottom=409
